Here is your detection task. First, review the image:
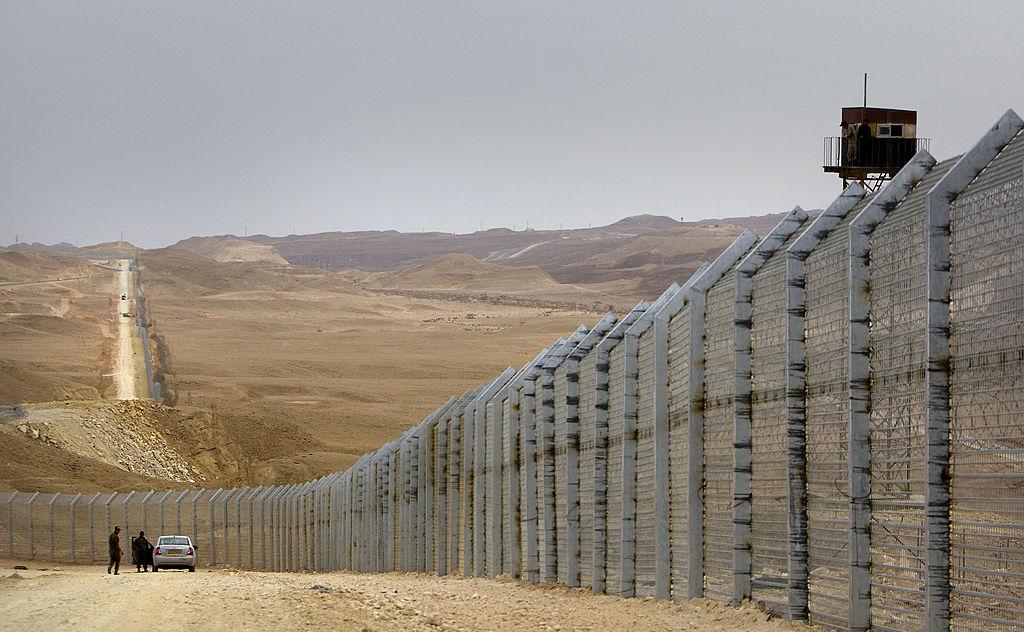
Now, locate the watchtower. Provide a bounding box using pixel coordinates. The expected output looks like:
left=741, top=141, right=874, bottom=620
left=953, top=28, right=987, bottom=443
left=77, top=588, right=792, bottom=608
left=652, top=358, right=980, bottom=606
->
left=823, top=106, right=930, bottom=191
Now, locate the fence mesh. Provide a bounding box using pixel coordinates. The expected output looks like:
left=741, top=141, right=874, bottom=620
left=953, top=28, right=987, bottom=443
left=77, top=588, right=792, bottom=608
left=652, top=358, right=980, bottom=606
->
left=803, top=209, right=860, bottom=630
left=604, top=343, right=627, bottom=593
left=554, top=364, right=570, bottom=584
left=749, top=226, right=804, bottom=614
left=949, top=130, right=1024, bottom=632
left=577, top=353, right=598, bottom=589
left=501, top=398, right=515, bottom=576
left=634, top=327, right=658, bottom=597
left=668, top=302, right=692, bottom=601
left=868, top=159, right=955, bottom=630
left=704, top=265, right=744, bottom=603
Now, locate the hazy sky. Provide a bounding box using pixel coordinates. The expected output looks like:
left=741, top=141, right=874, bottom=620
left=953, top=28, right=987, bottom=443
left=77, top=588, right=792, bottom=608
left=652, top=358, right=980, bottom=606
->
left=2, top=1, right=1023, bottom=248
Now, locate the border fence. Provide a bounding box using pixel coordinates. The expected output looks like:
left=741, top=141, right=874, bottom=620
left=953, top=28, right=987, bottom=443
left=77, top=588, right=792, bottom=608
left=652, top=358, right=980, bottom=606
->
left=3, top=110, right=1023, bottom=632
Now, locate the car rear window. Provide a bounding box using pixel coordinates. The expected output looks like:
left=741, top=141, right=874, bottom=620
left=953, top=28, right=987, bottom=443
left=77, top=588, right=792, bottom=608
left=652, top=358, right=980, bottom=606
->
left=159, top=536, right=190, bottom=545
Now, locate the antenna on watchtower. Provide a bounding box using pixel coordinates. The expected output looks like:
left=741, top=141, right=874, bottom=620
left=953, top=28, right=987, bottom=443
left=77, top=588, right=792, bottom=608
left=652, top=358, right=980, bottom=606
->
left=823, top=78, right=930, bottom=192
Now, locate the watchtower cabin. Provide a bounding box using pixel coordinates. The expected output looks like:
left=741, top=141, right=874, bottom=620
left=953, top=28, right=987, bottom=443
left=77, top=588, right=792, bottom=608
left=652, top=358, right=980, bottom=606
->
left=823, top=106, right=930, bottom=191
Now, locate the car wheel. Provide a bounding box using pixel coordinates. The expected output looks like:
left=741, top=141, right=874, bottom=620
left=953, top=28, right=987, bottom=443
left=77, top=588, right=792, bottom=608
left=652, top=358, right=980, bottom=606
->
left=188, top=566, right=195, bottom=573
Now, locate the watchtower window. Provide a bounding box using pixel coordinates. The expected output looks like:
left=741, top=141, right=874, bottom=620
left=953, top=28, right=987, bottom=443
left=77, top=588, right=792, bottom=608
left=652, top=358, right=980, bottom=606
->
left=876, top=123, right=903, bottom=138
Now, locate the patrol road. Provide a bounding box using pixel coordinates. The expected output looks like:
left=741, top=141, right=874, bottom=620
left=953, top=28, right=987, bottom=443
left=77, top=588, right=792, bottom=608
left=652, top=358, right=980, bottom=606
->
left=0, top=561, right=806, bottom=632
left=112, top=258, right=147, bottom=400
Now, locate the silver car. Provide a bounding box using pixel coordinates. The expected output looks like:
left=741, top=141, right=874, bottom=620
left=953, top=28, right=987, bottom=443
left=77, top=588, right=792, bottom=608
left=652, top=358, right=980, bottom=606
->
left=152, top=535, right=197, bottom=572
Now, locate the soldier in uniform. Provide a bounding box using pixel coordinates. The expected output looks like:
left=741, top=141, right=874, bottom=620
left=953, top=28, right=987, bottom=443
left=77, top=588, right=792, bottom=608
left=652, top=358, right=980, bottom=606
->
left=132, top=530, right=153, bottom=572
left=108, top=526, right=122, bottom=575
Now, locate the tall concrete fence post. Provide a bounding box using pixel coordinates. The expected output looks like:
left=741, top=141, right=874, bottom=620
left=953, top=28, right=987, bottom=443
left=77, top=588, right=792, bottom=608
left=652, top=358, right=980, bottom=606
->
left=104, top=492, right=118, bottom=559
left=505, top=372, right=529, bottom=580
left=4, top=492, right=15, bottom=558
left=785, top=183, right=865, bottom=620
left=488, top=391, right=505, bottom=578
left=69, top=493, right=82, bottom=562
left=156, top=490, right=172, bottom=537
left=649, top=265, right=712, bottom=601
left=923, top=109, right=1023, bottom=631
left=621, top=286, right=681, bottom=598
left=589, top=305, right=648, bottom=593
left=733, top=209, right=808, bottom=605
left=174, top=491, right=188, bottom=540
left=120, top=491, right=135, bottom=551
left=26, top=491, right=39, bottom=560
left=247, top=488, right=262, bottom=569
left=562, top=315, right=617, bottom=588
left=86, top=492, right=101, bottom=561
left=47, top=492, right=59, bottom=561
left=139, top=489, right=154, bottom=536
left=542, top=330, right=588, bottom=584
left=686, top=230, right=758, bottom=598
left=521, top=345, right=555, bottom=584
left=207, top=489, right=223, bottom=566
left=848, top=151, right=936, bottom=632
left=466, top=374, right=510, bottom=577
left=235, top=487, right=250, bottom=568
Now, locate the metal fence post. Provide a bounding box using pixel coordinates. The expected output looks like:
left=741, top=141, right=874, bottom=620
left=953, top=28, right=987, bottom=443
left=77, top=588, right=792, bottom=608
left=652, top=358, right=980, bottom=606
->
left=139, top=490, right=155, bottom=535
left=208, top=489, right=223, bottom=565
left=652, top=311, right=671, bottom=600
left=542, top=333, right=587, bottom=585
left=26, top=491, right=39, bottom=560
left=473, top=371, right=515, bottom=577
left=86, top=492, right=100, bottom=561
left=247, top=487, right=264, bottom=569
left=262, top=488, right=277, bottom=570
left=156, top=490, right=172, bottom=536
left=785, top=184, right=865, bottom=620
left=221, top=488, right=237, bottom=567
left=174, top=490, right=189, bottom=535
left=5, top=491, right=15, bottom=557
left=48, top=492, right=59, bottom=561
left=121, top=491, right=136, bottom=540
left=69, top=493, right=82, bottom=562
left=732, top=209, right=808, bottom=606
left=190, top=490, right=203, bottom=549
left=104, top=492, right=118, bottom=558
left=848, top=152, right=935, bottom=632
left=235, top=487, right=248, bottom=568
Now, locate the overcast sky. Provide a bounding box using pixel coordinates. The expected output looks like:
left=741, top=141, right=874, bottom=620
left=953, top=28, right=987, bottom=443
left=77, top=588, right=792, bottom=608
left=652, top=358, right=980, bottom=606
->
left=2, top=1, right=1023, bottom=248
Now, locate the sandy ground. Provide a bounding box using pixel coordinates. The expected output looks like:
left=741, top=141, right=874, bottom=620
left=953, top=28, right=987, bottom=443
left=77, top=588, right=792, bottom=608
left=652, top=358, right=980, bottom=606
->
left=139, top=249, right=611, bottom=483
left=0, top=561, right=813, bottom=632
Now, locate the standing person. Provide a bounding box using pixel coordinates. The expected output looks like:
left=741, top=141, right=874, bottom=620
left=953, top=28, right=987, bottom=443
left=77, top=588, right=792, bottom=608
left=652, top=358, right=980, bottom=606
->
left=108, top=526, right=122, bottom=575
left=132, top=530, right=153, bottom=572
left=858, top=119, right=872, bottom=166
left=841, top=120, right=857, bottom=165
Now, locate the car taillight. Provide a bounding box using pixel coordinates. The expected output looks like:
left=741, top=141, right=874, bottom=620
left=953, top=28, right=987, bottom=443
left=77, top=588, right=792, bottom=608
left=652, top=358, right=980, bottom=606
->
left=187, top=547, right=194, bottom=555
left=155, top=547, right=161, bottom=555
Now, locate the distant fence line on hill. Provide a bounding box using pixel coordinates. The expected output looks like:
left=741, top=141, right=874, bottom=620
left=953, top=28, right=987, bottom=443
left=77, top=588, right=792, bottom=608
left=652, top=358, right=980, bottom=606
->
left=4, top=110, right=1024, bottom=632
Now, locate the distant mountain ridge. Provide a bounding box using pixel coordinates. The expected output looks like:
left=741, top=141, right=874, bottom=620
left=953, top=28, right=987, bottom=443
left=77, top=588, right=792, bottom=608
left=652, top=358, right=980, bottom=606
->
left=2, top=212, right=795, bottom=300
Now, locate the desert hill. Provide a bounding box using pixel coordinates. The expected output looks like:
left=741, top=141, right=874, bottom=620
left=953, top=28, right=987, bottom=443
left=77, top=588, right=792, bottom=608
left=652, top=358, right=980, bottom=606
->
left=361, top=253, right=558, bottom=292
left=0, top=251, right=99, bottom=284
left=173, top=236, right=290, bottom=265
left=168, top=211, right=795, bottom=299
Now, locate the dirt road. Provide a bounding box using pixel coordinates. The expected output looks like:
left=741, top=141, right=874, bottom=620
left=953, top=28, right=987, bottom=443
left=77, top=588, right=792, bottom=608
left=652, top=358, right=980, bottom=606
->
left=0, top=562, right=811, bottom=632
left=114, top=259, right=140, bottom=400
